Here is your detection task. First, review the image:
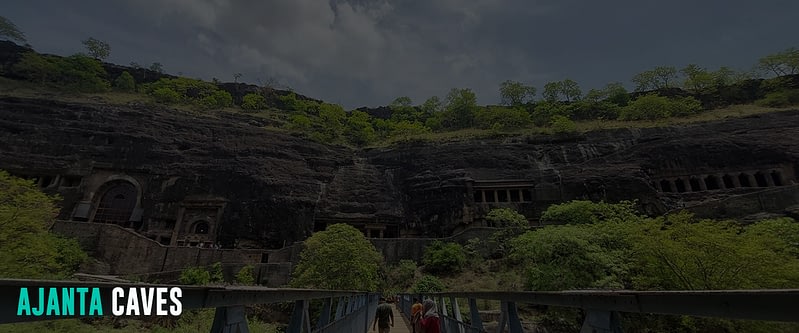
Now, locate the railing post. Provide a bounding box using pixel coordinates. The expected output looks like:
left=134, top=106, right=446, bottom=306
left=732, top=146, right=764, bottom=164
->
left=210, top=306, right=250, bottom=333
left=496, top=301, right=508, bottom=333
left=287, top=300, right=310, bottom=333
left=450, top=296, right=465, bottom=333
left=334, top=296, right=346, bottom=320
left=468, top=298, right=484, bottom=331
left=347, top=296, right=356, bottom=314
left=506, top=301, right=523, bottom=333
left=580, top=309, right=624, bottom=333
left=316, top=297, right=332, bottom=329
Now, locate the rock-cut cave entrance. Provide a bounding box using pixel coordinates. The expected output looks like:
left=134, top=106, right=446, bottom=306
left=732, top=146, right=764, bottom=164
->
left=93, top=181, right=137, bottom=226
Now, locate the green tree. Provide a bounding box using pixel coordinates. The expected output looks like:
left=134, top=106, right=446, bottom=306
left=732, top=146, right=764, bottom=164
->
left=422, top=241, right=466, bottom=275
left=758, top=47, right=799, bottom=77
left=291, top=224, right=383, bottom=291
left=681, top=64, right=715, bottom=94
left=57, top=54, right=111, bottom=92
left=389, top=96, right=419, bottom=122
left=543, top=79, right=582, bottom=102
left=114, top=71, right=136, bottom=92
left=12, top=52, right=57, bottom=84
left=0, top=171, right=87, bottom=279
left=152, top=87, right=181, bottom=104
left=550, top=115, right=577, bottom=134
left=0, top=16, right=26, bottom=43
left=531, top=101, right=570, bottom=126
left=632, top=212, right=799, bottom=290
left=486, top=208, right=529, bottom=258
left=389, top=120, right=430, bottom=140
left=473, top=106, right=531, bottom=130
left=539, top=200, right=641, bottom=225
left=149, top=62, right=164, bottom=74
left=632, top=66, right=678, bottom=91
left=288, top=114, right=313, bottom=131
left=318, top=103, right=346, bottom=141
left=198, top=90, right=233, bottom=110
left=241, top=93, right=267, bottom=111
left=486, top=208, right=528, bottom=228
left=345, top=110, right=377, bottom=146
left=499, top=80, right=537, bottom=106
left=81, top=37, right=110, bottom=60
left=444, top=88, right=478, bottom=129
left=619, top=94, right=701, bottom=120
left=384, top=259, right=418, bottom=292
left=412, top=275, right=445, bottom=293
left=419, top=96, right=443, bottom=119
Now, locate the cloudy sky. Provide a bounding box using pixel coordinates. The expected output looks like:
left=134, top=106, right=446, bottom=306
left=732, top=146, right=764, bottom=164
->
left=4, top=0, right=798, bottom=109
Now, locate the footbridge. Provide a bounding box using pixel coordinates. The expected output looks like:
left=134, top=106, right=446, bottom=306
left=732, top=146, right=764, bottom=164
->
left=1, top=279, right=798, bottom=332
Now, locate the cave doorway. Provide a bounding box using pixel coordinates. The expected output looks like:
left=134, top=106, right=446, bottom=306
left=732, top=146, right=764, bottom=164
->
left=675, top=179, right=686, bottom=193
left=754, top=172, right=769, bottom=187
left=722, top=174, right=735, bottom=188
left=705, top=176, right=720, bottom=190
left=689, top=178, right=701, bottom=192
left=771, top=171, right=783, bottom=186
left=738, top=174, right=752, bottom=187
left=660, top=180, right=672, bottom=192
left=93, top=181, right=137, bottom=226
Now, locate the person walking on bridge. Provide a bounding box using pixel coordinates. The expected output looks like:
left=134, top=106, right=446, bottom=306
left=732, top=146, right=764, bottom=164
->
left=411, top=298, right=423, bottom=333
left=373, top=297, right=394, bottom=333
left=419, top=299, right=441, bottom=333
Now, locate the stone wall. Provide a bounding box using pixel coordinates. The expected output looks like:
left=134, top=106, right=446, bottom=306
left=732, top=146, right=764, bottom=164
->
left=370, top=227, right=500, bottom=264
left=141, top=262, right=292, bottom=287
left=53, top=221, right=266, bottom=275
left=678, top=184, right=799, bottom=219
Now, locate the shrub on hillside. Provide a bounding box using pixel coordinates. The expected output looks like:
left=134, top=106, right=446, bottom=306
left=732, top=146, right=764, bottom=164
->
left=532, top=101, right=571, bottom=126
left=550, top=115, right=577, bottom=134
left=12, top=52, right=110, bottom=92
left=422, top=241, right=466, bottom=275
left=113, top=71, right=136, bottom=92
left=152, top=87, right=181, bottom=104
left=56, top=54, right=111, bottom=92
left=241, top=93, right=267, bottom=111
left=412, top=275, right=445, bottom=293
left=619, top=94, right=702, bottom=120
left=755, top=90, right=799, bottom=108
left=198, top=90, right=233, bottom=110
left=474, top=106, right=532, bottom=130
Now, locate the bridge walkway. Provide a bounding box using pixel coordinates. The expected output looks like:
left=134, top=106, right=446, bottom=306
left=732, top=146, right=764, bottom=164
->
left=389, top=303, right=412, bottom=333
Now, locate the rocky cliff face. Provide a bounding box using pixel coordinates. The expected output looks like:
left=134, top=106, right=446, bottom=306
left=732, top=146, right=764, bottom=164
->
left=0, top=97, right=389, bottom=248
left=1, top=96, right=798, bottom=247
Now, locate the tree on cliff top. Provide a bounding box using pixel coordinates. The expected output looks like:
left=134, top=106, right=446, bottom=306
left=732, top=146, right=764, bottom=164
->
left=82, top=37, right=110, bottom=60
left=291, top=223, right=383, bottom=291
left=0, top=171, right=87, bottom=279
left=0, top=16, right=26, bottom=43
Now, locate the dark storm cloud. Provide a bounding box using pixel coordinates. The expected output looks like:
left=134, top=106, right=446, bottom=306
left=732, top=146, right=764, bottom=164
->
left=3, top=0, right=799, bottom=108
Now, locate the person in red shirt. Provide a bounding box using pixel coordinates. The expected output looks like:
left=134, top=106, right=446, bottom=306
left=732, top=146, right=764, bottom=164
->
left=419, top=299, right=441, bottom=333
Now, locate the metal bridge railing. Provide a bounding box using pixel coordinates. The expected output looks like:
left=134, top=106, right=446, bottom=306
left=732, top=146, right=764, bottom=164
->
left=2, top=279, right=798, bottom=333
left=401, top=289, right=799, bottom=333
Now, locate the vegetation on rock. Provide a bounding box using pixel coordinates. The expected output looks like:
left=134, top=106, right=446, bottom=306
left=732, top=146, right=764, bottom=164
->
left=0, top=171, right=87, bottom=279
left=291, top=223, right=383, bottom=291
